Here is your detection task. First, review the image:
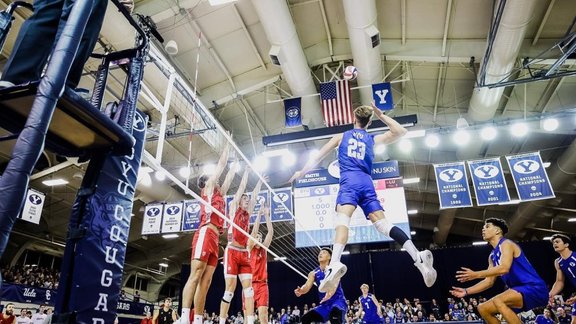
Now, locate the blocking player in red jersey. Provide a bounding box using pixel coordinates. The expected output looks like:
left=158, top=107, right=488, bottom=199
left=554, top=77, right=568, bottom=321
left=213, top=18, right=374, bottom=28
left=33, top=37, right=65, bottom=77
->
left=177, top=143, right=236, bottom=324
left=247, top=203, right=274, bottom=324
left=218, top=169, right=264, bottom=324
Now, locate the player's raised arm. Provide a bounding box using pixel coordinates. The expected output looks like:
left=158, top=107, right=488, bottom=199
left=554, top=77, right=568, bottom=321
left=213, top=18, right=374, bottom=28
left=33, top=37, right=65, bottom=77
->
left=220, top=159, right=238, bottom=196
left=371, top=102, right=407, bottom=145
left=451, top=255, right=497, bottom=297
left=289, top=134, right=342, bottom=183
left=294, top=271, right=316, bottom=297
left=230, top=168, right=250, bottom=214
left=247, top=176, right=266, bottom=215
left=262, top=204, right=274, bottom=248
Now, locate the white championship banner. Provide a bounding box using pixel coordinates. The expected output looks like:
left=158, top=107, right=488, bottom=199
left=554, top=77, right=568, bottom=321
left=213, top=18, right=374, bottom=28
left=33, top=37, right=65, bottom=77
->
left=142, top=204, right=163, bottom=235
left=19, top=188, right=45, bottom=225
left=161, top=202, right=183, bottom=233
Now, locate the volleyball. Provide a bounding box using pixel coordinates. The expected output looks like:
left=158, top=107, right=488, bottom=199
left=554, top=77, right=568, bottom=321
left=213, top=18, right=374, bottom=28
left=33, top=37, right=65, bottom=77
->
left=343, top=65, right=358, bottom=80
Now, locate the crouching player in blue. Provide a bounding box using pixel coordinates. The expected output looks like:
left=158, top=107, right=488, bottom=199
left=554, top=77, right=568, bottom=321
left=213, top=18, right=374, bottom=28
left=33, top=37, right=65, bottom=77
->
left=450, top=218, right=547, bottom=324
left=548, top=234, right=576, bottom=324
left=358, top=284, right=383, bottom=324
left=294, top=247, right=347, bottom=324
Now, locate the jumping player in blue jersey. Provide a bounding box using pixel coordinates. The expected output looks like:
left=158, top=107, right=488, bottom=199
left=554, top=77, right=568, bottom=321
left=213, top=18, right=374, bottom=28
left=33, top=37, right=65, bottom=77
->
left=548, top=234, right=576, bottom=324
left=450, top=218, right=547, bottom=324
left=290, top=103, right=437, bottom=295
left=294, top=247, right=347, bottom=324
left=358, top=284, right=383, bottom=324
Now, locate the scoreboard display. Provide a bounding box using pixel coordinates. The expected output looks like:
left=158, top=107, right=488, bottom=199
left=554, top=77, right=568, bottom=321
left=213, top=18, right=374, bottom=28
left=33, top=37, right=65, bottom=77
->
left=293, top=161, right=410, bottom=248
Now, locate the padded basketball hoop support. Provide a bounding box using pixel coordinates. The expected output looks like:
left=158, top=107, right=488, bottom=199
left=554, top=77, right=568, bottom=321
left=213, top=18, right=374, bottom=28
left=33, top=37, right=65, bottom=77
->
left=0, top=0, right=93, bottom=290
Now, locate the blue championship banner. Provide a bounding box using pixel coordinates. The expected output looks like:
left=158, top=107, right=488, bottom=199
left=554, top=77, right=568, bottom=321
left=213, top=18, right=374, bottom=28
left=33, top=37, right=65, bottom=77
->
left=270, top=188, right=292, bottom=222
left=284, top=97, right=302, bottom=128
left=54, top=111, right=147, bottom=323
left=182, top=200, right=202, bottom=231
left=0, top=283, right=57, bottom=305
left=249, top=191, right=269, bottom=224
left=506, top=152, right=555, bottom=201
left=468, top=158, right=510, bottom=206
left=433, top=162, right=473, bottom=209
left=372, top=82, right=394, bottom=111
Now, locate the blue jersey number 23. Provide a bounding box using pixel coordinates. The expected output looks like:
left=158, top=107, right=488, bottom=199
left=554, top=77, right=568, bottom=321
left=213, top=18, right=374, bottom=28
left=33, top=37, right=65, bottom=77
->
left=347, top=138, right=366, bottom=159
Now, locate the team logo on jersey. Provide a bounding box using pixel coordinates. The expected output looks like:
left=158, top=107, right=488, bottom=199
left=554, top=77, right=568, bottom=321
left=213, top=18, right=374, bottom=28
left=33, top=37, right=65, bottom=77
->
left=314, top=187, right=326, bottom=195
left=439, top=169, right=464, bottom=182
left=146, top=207, right=161, bottom=217
left=28, top=193, right=43, bottom=205
left=570, top=262, right=575, bottom=267
left=353, top=131, right=365, bottom=139
left=133, top=112, right=147, bottom=132
left=273, top=193, right=289, bottom=203
left=513, top=160, right=540, bottom=174
left=186, top=203, right=201, bottom=214
left=473, top=165, right=499, bottom=179
left=165, top=205, right=181, bottom=216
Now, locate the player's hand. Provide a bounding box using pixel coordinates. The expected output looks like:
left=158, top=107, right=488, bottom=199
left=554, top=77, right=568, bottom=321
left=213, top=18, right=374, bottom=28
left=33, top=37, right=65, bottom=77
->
left=370, top=101, right=383, bottom=115
left=289, top=171, right=302, bottom=184
left=566, top=296, right=576, bottom=305
left=320, top=285, right=337, bottom=303
left=455, top=267, right=477, bottom=282
left=294, top=286, right=303, bottom=297
left=449, top=287, right=467, bottom=298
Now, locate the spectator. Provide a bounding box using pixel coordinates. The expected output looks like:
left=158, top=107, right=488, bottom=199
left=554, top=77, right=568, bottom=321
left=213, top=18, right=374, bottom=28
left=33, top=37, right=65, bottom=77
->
left=31, top=306, right=46, bottom=324
left=535, top=308, right=555, bottom=324
left=133, top=290, right=141, bottom=303
left=120, top=290, right=127, bottom=300
left=279, top=309, right=288, bottom=324
left=1, top=303, right=16, bottom=324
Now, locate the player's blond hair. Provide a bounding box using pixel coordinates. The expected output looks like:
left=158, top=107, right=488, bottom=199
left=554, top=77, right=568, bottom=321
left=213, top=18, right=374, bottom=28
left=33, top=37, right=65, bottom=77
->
left=354, top=105, right=373, bottom=127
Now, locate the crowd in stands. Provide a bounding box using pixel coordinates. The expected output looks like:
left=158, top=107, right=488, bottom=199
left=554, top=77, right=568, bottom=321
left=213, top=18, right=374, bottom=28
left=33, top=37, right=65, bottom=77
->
left=192, top=296, right=574, bottom=324
left=1, top=265, right=60, bottom=289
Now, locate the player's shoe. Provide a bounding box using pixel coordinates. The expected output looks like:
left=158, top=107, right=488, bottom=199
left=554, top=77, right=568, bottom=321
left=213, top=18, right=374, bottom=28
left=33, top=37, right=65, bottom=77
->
left=414, top=250, right=437, bottom=287
left=174, top=317, right=190, bottom=324
left=319, top=261, right=347, bottom=293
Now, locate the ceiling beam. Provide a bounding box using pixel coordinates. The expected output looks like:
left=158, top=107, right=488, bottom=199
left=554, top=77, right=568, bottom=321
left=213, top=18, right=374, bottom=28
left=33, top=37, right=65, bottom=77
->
left=232, top=4, right=267, bottom=71
left=532, top=0, right=556, bottom=46
left=401, top=0, right=406, bottom=45
left=441, top=0, right=453, bottom=57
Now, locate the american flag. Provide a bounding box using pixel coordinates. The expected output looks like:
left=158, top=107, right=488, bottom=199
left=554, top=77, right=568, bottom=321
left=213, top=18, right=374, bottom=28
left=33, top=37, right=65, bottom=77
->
left=319, top=80, right=353, bottom=127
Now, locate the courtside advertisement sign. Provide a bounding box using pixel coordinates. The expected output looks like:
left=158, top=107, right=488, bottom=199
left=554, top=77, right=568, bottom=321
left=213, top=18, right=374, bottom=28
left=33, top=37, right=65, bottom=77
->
left=434, top=162, right=473, bottom=209
left=506, top=152, right=554, bottom=201
left=468, top=158, right=510, bottom=206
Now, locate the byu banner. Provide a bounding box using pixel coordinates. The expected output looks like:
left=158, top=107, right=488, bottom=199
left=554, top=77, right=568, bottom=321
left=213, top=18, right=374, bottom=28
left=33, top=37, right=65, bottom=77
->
left=372, top=82, right=394, bottom=111
left=468, top=158, right=510, bottom=206
left=116, top=300, right=154, bottom=316
left=1, top=283, right=56, bottom=305
left=19, top=188, right=45, bottom=224
left=161, top=202, right=183, bottom=233
left=433, top=162, right=473, bottom=209
left=270, top=188, right=293, bottom=222
left=284, top=97, right=302, bottom=128
left=54, top=111, right=147, bottom=323
left=249, top=191, right=269, bottom=224
left=142, top=204, right=163, bottom=235
left=182, top=200, right=202, bottom=231
left=506, top=152, right=555, bottom=201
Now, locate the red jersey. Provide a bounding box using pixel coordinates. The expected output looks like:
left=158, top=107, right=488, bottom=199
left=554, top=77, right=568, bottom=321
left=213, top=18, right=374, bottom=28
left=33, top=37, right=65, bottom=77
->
left=0, top=314, right=15, bottom=324
left=229, top=208, right=250, bottom=246
left=250, top=245, right=268, bottom=282
left=199, top=187, right=225, bottom=231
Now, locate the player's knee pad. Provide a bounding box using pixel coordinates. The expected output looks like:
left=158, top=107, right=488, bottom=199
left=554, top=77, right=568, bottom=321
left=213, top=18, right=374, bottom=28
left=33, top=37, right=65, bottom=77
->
left=222, top=290, right=233, bottom=303
left=373, top=218, right=392, bottom=236
left=238, top=273, right=252, bottom=281
left=334, top=212, right=351, bottom=228
left=243, top=286, right=254, bottom=298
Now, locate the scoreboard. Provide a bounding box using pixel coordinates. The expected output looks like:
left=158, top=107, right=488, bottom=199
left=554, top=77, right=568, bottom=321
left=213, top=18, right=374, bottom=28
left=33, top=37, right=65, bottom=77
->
left=293, top=161, right=410, bottom=248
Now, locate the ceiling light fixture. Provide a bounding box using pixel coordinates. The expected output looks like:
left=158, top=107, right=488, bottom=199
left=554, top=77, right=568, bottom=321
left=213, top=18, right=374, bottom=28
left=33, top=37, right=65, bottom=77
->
left=341, top=251, right=350, bottom=255
left=179, top=166, right=191, bottom=178
left=542, top=236, right=552, bottom=241
left=410, top=231, right=416, bottom=235
left=568, top=218, right=576, bottom=222
left=159, top=263, right=168, bottom=267
left=480, top=126, right=497, bottom=141
left=472, top=241, right=488, bottom=246
left=208, top=0, right=237, bottom=6
left=453, top=130, right=470, bottom=145
left=543, top=162, right=551, bottom=168
left=542, top=118, right=559, bottom=131
left=398, top=139, right=412, bottom=153
left=424, top=134, right=439, bottom=148
left=407, top=209, right=418, bottom=215
left=510, top=123, right=528, bottom=137
left=375, top=144, right=386, bottom=154
left=42, top=179, right=69, bottom=186
left=162, top=234, right=179, bottom=239
left=274, top=256, right=287, bottom=261
left=253, top=155, right=269, bottom=172
left=155, top=170, right=166, bottom=181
